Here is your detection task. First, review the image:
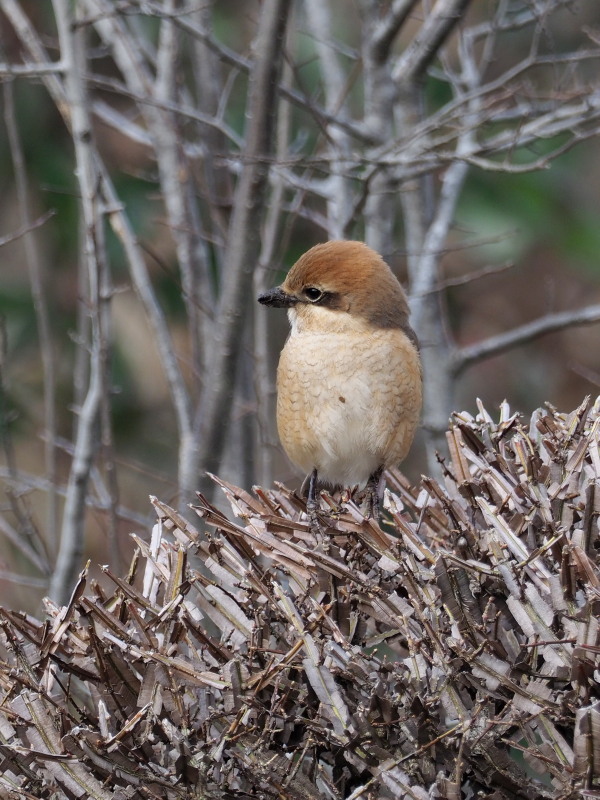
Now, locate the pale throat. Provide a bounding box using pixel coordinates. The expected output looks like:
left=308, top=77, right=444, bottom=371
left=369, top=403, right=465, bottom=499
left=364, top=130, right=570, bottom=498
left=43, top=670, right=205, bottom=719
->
left=287, top=304, right=370, bottom=336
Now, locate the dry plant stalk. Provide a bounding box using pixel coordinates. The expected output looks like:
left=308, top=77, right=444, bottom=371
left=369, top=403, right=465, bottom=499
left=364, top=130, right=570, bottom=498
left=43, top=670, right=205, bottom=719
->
left=0, top=399, right=599, bottom=798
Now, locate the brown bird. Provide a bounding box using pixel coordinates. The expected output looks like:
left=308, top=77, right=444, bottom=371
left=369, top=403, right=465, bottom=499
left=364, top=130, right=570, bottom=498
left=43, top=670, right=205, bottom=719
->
left=258, top=240, right=422, bottom=522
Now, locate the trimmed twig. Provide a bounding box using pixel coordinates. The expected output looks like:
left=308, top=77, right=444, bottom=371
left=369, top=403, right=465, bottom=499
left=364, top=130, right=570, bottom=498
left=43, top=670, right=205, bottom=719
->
left=1, top=399, right=597, bottom=796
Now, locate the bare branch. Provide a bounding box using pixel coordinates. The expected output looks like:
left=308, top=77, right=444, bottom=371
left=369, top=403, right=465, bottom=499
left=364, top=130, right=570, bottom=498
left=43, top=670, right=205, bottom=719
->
left=455, top=305, right=600, bottom=375
left=80, top=4, right=214, bottom=502
left=393, top=0, right=472, bottom=86
left=141, top=0, right=375, bottom=145
left=0, top=60, right=64, bottom=75
left=193, top=0, right=292, bottom=493
left=0, top=464, right=150, bottom=527
left=0, top=513, right=49, bottom=576
left=401, top=1, right=488, bottom=471
left=0, top=568, right=47, bottom=588
left=412, top=260, right=515, bottom=295
left=49, top=0, right=106, bottom=603
left=253, top=51, right=295, bottom=487
left=189, top=0, right=232, bottom=267
left=3, top=80, right=58, bottom=550
left=5, top=0, right=196, bottom=506
left=105, top=187, right=196, bottom=494
left=153, top=2, right=209, bottom=384
left=304, top=0, right=355, bottom=237
left=369, top=0, right=419, bottom=64
left=88, top=72, right=243, bottom=148
left=0, top=209, right=55, bottom=247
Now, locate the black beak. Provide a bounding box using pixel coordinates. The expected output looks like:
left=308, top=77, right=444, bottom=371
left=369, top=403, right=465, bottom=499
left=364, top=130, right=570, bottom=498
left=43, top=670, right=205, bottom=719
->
left=257, top=286, right=297, bottom=308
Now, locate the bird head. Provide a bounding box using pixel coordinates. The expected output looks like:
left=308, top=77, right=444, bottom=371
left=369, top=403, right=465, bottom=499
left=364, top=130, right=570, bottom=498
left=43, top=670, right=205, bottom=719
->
left=258, top=240, right=412, bottom=333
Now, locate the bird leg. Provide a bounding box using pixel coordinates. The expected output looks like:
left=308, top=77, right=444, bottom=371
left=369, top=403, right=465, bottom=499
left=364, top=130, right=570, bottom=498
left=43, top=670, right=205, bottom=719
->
left=364, top=466, right=384, bottom=521
left=305, top=468, right=324, bottom=532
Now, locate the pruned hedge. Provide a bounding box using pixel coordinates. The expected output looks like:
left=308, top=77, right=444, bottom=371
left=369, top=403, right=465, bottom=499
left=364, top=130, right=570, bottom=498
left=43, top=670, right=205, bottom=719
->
left=1, top=398, right=599, bottom=798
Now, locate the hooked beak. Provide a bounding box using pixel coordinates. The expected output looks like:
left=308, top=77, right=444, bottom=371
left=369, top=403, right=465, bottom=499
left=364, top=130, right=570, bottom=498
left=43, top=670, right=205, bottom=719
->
left=257, top=286, right=298, bottom=308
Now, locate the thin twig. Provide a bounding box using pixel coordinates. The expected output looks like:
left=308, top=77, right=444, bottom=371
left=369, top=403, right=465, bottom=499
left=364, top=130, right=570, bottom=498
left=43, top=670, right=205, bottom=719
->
left=3, top=80, right=59, bottom=552
left=455, top=304, right=600, bottom=374
left=0, top=210, right=55, bottom=247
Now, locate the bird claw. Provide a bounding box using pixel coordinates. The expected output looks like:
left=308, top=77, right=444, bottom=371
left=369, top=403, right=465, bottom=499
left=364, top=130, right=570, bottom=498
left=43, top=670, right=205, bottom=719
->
left=363, top=491, right=380, bottom=521
left=306, top=499, right=327, bottom=536
left=305, top=468, right=328, bottom=536
left=363, top=467, right=383, bottom=522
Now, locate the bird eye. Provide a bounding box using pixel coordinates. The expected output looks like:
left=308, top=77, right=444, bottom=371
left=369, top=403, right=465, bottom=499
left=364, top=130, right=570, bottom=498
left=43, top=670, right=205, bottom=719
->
left=304, top=287, right=324, bottom=303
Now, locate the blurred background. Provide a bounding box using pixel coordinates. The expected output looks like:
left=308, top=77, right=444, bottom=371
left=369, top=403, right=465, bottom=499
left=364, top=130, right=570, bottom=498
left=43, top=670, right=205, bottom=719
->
left=0, top=0, right=600, bottom=610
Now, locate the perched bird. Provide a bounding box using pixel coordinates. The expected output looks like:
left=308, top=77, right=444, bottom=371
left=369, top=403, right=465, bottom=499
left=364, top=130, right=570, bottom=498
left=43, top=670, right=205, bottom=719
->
left=258, top=240, right=422, bottom=522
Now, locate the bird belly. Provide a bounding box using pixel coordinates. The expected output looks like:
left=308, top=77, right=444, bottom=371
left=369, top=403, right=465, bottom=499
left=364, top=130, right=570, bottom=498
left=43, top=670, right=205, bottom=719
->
left=276, top=329, right=421, bottom=488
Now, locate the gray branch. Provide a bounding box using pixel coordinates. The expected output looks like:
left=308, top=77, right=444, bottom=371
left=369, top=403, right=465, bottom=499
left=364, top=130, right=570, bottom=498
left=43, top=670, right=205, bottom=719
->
left=193, top=0, right=292, bottom=492
left=454, top=305, right=600, bottom=375
left=370, top=0, right=419, bottom=64
left=49, top=0, right=104, bottom=603
left=393, top=0, right=472, bottom=86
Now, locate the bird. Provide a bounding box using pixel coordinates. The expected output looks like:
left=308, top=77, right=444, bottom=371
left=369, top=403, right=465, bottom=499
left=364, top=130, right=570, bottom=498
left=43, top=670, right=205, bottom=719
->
left=258, top=240, right=422, bottom=524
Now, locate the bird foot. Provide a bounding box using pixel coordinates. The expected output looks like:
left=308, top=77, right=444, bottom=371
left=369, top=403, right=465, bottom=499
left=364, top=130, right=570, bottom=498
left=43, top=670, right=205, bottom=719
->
left=304, top=467, right=328, bottom=536
left=362, top=467, right=384, bottom=522
left=362, top=489, right=381, bottom=521
left=306, top=498, right=327, bottom=536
